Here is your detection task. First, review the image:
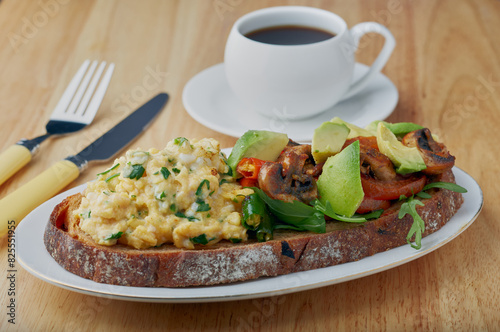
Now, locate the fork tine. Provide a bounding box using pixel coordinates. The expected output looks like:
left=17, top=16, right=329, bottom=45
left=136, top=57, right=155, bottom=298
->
left=50, top=60, right=91, bottom=118
left=64, top=60, right=99, bottom=115
left=80, top=62, right=115, bottom=125
left=49, top=61, right=114, bottom=124
left=74, top=61, right=106, bottom=118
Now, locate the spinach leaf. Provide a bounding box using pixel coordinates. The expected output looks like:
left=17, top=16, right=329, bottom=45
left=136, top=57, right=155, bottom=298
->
left=252, top=188, right=325, bottom=233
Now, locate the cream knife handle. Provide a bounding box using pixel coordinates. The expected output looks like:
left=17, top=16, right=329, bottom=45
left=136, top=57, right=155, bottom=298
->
left=0, top=160, right=80, bottom=237
left=0, top=144, right=32, bottom=186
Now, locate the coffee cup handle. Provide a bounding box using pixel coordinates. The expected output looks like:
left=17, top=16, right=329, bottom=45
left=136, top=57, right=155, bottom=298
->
left=342, top=22, right=396, bottom=100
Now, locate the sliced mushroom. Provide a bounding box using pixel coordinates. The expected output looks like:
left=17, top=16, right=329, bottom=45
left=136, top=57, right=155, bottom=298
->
left=258, top=145, right=318, bottom=204
left=360, top=145, right=397, bottom=181
left=402, top=128, right=455, bottom=175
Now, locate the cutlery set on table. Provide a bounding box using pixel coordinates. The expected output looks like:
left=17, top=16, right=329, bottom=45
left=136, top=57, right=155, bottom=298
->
left=0, top=60, right=169, bottom=237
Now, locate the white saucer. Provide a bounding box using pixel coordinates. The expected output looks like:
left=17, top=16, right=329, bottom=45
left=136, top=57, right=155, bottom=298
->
left=182, top=63, right=398, bottom=142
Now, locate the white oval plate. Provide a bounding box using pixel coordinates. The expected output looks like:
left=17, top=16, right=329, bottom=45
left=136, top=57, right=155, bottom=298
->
left=16, top=167, right=482, bottom=303
left=182, top=63, right=398, bottom=142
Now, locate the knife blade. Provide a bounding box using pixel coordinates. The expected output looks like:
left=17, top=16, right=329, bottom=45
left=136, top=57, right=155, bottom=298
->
left=0, top=93, right=169, bottom=236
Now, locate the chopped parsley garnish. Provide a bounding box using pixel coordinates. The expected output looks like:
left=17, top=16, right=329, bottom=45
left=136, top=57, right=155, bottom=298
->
left=97, top=163, right=120, bottom=176
left=105, top=173, right=120, bottom=182
left=127, top=164, right=145, bottom=180
left=80, top=211, right=91, bottom=219
left=174, top=137, right=188, bottom=146
left=196, top=179, right=210, bottom=196
left=190, top=234, right=211, bottom=245
left=196, top=199, right=211, bottom=212
left=155, top=191, right=166, bottom=200
left=175, top=212, right=198, bottom=221
left=169, top=203, right=176, bottom=212
left=172, top=168, right=181, bottom=174
left=105, top=232, right=123, bottom=240
left=229, top=238, right=242, bottom=243
left=160, top=167, right=171, bottom=180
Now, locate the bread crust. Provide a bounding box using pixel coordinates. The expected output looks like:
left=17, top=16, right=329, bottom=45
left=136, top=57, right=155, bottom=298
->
left=43, top=170, right=463, bottom=287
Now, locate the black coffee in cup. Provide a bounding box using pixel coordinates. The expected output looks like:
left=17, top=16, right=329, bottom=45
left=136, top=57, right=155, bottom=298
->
left=245, top=25, right=335, bottom=45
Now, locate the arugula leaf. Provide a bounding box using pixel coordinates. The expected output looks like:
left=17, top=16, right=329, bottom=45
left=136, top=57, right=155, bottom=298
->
left=416, top=191, right=432, bottom=199
left=399, top=196, right=425, bottom=249
left=312, top=200, right=367, bottom=223
left=399, top=181, right=466, bottom=250
left=127, top=164, right=145, bottom=180
left=422, top=182, right=467, bottom=193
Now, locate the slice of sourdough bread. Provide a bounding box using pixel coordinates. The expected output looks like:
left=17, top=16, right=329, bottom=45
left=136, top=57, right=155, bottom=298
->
left=44, top=170, right=463, bottom=287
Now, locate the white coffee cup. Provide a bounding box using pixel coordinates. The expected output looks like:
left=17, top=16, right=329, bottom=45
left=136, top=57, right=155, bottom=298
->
left=224, top=6, right=395, bottom=120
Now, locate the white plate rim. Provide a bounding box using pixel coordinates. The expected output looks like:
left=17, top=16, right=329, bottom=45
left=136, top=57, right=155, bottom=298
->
left=16, top=167, right=483, bottom=303
left=182, top=62, right=399, bottom=142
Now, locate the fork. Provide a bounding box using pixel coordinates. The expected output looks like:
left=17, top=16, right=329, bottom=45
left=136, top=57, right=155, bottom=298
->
left=0, top=60, right=114, bottom=186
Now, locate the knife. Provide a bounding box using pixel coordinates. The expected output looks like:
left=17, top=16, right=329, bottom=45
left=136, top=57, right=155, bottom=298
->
left=0, top=92, right=169, bottom=237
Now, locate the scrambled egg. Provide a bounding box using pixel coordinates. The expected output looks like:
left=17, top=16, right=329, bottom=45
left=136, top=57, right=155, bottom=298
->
left=74, top=138, right=253, bottom=249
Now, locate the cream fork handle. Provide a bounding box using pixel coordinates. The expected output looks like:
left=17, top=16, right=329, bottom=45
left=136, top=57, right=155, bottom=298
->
left=0, top=160, right=80, bottom=237
left=0, top=144, right=32, bottom=186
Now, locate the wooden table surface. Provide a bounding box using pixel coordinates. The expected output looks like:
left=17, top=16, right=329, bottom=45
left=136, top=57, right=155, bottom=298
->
left=0, top=0, right=498, bottom=330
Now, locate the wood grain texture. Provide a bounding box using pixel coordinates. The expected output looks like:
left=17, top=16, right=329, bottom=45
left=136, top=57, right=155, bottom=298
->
left=0, top=0, right=498, bottom=331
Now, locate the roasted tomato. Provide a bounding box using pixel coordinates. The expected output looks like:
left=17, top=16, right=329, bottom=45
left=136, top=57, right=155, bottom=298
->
left=343, top=136, right=378, bottom=150
left=361, top=173, right=427, bottom=200
left=356, top=197, right=392, bottom=214
left=239, top=177, right=258, bottom=188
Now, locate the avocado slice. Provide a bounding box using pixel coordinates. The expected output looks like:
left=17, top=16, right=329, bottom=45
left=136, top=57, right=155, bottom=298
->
left=312, top=122, right=350, bottom=164
left=366, top=120, right=424, bottom=137
left=227, top=130, right=288, bottom=177
left=330, top=117, right=373, bottom=138
left=317, top=140, right=364, bottom=217
left=376, top=122, right=427, bottom=174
